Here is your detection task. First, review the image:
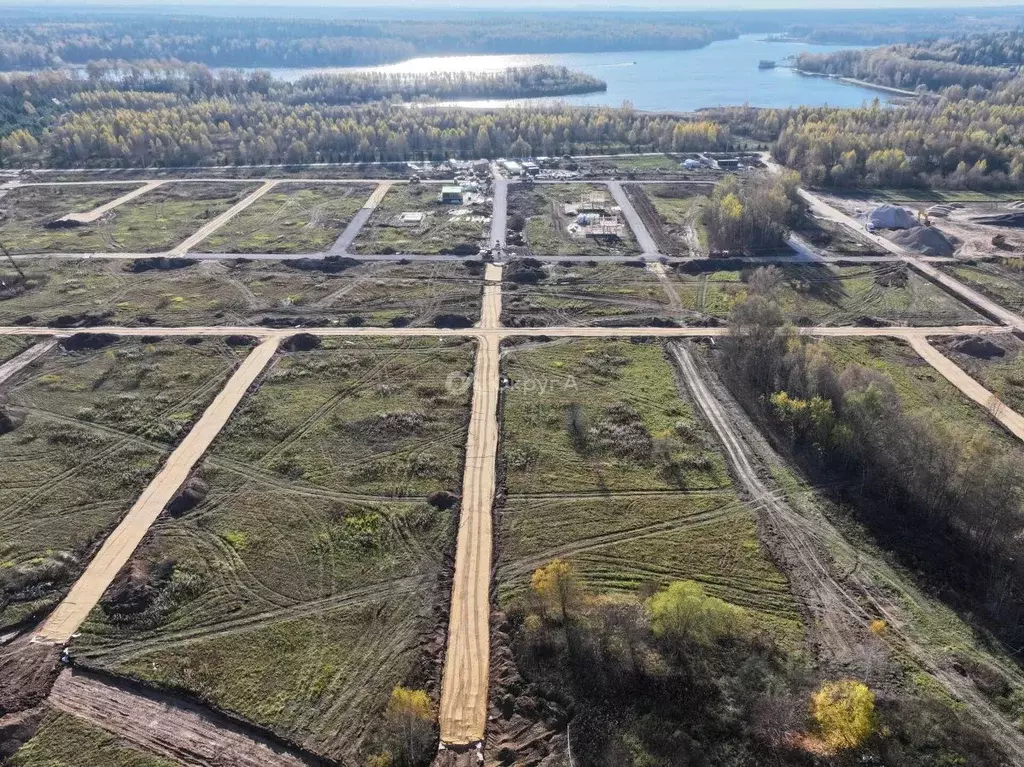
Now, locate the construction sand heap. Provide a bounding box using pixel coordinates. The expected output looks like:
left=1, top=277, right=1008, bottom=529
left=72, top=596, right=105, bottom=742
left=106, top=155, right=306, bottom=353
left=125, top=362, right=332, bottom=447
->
left=868, top=204, right=916, bottom=230
left=890, top=225, right=956, bottom=257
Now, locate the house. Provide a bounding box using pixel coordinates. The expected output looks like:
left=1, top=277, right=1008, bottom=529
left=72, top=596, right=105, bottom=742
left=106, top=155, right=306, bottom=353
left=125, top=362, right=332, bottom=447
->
left=522, top=161, right=540, bottom=176
left=503, top=161, right=523, bottom=176
left=440, top=186, right=464, bottom=204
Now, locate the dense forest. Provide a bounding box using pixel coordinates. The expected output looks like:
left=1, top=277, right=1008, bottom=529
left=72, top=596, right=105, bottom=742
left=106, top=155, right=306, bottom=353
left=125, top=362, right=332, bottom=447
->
left=0, top=14, right=732, bottom=70
left=0, top=62, right=726, bottom=167
left=796, top=32, right=1024, bottom=92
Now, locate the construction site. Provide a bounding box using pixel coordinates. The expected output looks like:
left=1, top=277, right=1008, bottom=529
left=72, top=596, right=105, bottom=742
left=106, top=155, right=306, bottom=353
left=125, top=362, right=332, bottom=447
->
left=3, top=155, right=1024, bottom=767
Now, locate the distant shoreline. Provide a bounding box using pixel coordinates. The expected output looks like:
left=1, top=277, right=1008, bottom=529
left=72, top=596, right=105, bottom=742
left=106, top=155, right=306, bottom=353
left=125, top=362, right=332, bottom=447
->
left=792, top=69, right=920, bottom=98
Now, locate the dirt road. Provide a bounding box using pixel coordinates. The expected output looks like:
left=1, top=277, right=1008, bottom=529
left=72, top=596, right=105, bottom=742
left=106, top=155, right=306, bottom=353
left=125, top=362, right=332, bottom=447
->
left=49, top=669, right=316, bottom=767
left=608, top=180, right=661, bottom=256
left=490, top=179, right=508, bottom=248
left=647, top=261, right=682, bottom=311
left=59, top=181, right=163, bottom=225
left=0, top=323, right=1009, bottom=342
left=907, top=336, right=1024, bottom=441
left=438, top=264, right=502, bottom=746
left=168, top=180, right=278, bottom=257
left=34, top=337, right=280, bottom=643
left=0, top=339, right=57, bottom=384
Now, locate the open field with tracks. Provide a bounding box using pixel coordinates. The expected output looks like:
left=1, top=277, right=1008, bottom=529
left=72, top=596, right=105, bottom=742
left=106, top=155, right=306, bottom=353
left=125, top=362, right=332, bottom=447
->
left=496, top=336, right=804, bottom=638
left=0, top=258, right=483, bottom=328
left=0, top=334, right=254, bottom=631
left=73, top=337, right=476, bottom=762
left=501, top=260, right=675, bottom=327
left=632, top=183, right=711, bottom=255
left=194, top=184, right=374, bottom=254
left=671, top=262, right=988, bottom=326
left=1, top=183, right=259, bottom=254
left=938, top=259, right=1024, bottom=315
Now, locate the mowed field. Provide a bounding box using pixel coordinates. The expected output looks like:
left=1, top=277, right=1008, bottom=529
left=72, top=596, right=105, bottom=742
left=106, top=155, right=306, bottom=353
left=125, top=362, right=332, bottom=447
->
left=0, top=183, right=259, bottom=254
left=73, top=337, right=477, bottom=762
left=501, top=261, right=676, bottom=327
left=510, top=183, right=641, bottom=257
left=496, top=338, right=803, bottom=641
left=195, top=184, right=374, bottom=254
left=352, top=183, right=488, bottom=255
left=670, top=263, right=987, bottom=326
left=0, top=334, right=254, bottom=631
left=0, top=258, right=483, bottom=328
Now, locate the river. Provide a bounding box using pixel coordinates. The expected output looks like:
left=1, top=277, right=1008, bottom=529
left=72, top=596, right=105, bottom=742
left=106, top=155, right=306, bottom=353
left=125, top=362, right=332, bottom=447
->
left=259, top=35, right=886, bottom=112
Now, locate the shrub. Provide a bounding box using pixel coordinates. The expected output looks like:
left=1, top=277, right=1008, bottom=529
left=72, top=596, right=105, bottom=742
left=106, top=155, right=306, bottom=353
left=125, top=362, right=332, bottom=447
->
left=647, top=580, right=749, bottom=647
left=811, top=679, right=875, bottom=751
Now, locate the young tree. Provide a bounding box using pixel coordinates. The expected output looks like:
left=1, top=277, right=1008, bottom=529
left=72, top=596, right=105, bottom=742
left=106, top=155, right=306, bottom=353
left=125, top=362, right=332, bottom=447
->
left=383, top=687, right=435, bottom=767
left=811, top=679, right=876, bottom=751
left=646, top=580, right=748, bottom=648
left=531, top=559, right=582, bottom=622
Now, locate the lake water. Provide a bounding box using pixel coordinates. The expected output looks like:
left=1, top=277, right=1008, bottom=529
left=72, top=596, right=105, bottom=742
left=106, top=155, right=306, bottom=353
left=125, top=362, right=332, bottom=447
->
left=262, top=36, right=886, bottom=112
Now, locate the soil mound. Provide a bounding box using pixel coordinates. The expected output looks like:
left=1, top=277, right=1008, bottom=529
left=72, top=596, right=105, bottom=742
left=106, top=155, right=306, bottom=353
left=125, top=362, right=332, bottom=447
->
left=891, top=225, right=956, bottom=257
left=971, top=211, right=1024, bottom=228
left=868, top=204, right=916, bottom=230
left=951, top=336, right=1006, bottom=360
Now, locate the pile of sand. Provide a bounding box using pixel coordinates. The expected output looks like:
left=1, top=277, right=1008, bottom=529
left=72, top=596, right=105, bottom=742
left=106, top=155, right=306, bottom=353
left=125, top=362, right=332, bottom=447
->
left=891, top=225, right=956, bottom=256
left=868, top=204, right=916, bottom=230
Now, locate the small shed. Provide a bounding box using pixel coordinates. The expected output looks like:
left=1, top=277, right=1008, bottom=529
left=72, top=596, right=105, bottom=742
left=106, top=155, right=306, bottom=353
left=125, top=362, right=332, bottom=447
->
left=401, top=212, right=425, bottom=225
left=440, top=186, right=464, bottom=205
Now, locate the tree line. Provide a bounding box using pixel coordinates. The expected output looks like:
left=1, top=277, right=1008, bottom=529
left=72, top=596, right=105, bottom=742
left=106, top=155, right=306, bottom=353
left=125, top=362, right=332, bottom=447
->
left=702, top=170, right=803, bottom=253
left=722, top=270, right=1024, bottom=654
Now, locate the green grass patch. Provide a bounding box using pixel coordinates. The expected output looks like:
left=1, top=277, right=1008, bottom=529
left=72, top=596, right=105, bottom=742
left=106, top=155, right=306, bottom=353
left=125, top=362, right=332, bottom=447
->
left=10, top=710, right=175, bottom=767
left=195, top=184, right=373, bottom=254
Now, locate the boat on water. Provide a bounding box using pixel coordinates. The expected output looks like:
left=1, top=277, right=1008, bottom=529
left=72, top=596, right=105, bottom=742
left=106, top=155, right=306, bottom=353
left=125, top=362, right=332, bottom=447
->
left=758, top=60, right=777, bottom=70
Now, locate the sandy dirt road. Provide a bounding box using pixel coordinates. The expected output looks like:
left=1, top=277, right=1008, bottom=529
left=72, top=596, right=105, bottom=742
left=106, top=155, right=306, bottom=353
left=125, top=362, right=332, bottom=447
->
left=49, top=669, right=316, bottom=767
left=438, top=264, right=502, bottom=746
left=490, top=179, right=508, bottom=248
left=907, top=336, right=1024, bottom=441
left=56, top=181, right=162, bottom=226
left=0, top=323, right=1011, bottom=342
left=608, top=180, right=661, bottom=256
left=59, top=181, right=163, bottom=225
left=0, top=339, right=57, bottom=384
left=34, top=337, right=280, bottom=643
left=168, top=180, right=278, bottom=257
left=647, top=261, right=682, bottom=311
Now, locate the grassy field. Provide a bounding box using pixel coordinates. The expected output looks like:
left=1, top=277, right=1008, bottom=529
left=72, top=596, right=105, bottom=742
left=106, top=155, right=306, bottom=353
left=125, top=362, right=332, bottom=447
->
left=0, top=258, right=482, bottom=328
left=195, top=184, right=373, bottom=254
left=938, top=259, right=1024, bottom=315
left=822, top=336, right=1022, bottom=444
left=74, top=338, right=476, bottom=762
left=496, top=337, right=803, bottom=642
left=10, top=710, right=176, bottom=767
left=501, top=261, right=674, bottom=327
left=1, top=183, right=258, bottom=254
left=852, top=188, right=1024, bottom=203
left=0, top=335, right=37, bottom=363
left=0, top=335, right=253, bottom=631
left=511, top=183, right=641, bottom=257
left=352, top=183, right=487, bottom=255
left=641, top=183, right=710, bottom=254
left=671, top=262, right=987, bottom=326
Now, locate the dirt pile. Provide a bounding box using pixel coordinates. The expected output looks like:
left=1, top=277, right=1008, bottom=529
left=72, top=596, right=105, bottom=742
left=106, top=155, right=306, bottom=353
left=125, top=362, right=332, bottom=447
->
left=891, top=225, right=956, bottom=256
left=0, top=640, right=62, bottom=716
left=971, top=211, right=1024, bottom=228
left=950, top=336, right=1006, bottom=360
left=868, top=204, right=916, bottom=230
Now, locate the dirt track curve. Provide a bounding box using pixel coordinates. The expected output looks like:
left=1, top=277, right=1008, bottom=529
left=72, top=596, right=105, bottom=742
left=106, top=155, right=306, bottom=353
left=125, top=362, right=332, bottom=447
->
left=34, top=337, right=280, bottom=643
left=438, top=262, right=502, bottom=746
left=168, top=180, right=278, bottom=256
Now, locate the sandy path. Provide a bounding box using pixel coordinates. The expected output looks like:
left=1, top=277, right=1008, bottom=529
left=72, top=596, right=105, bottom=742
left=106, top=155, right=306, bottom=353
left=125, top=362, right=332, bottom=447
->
left=59, top=182, right=163, bottom=225
left=168, top=181, right=279, bottom=257
left=647, top=261, right=682, bottom=311
left=608, top=180, right=660, bottom=256
left=0, top=339, right=57, bottom=384
left=34, top=337, right=280, bottom=643
left=438, top=263, right=502, bottom=746
left=906, top=336, right=1024, bottom=441
left=49, top=669, right=315, bottom=766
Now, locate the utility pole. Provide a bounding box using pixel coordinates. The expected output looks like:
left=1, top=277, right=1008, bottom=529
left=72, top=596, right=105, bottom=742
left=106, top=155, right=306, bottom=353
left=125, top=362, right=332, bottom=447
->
left=0, top=241, right=25, bottom=282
